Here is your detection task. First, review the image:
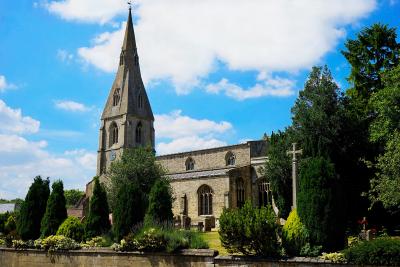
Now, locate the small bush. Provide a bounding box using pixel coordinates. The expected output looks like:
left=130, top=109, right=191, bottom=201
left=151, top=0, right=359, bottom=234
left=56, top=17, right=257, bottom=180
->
left=0, top=238, right=5, bottom=247
left=343, top=238, right=400, bottom=266
left=219, top=201, right=280, bottom=256
left=40, top=235, right=81, bottom=251
left=135, top=227, right=166, bottom=252
left=57, top=216, right=84, bottom=242
left=12, top=239, right=35, bottom=250
left=282, top=209, right=308, bottom=256
left=320, top=252, right=346, bottom=263
left=4, top=215, right=16, bottom=234
left=82, top=236, right=111, bottom=248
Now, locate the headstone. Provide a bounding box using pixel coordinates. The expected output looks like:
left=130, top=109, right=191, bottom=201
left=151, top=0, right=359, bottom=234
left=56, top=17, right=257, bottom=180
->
left=287, top=143, right=302, bottom=209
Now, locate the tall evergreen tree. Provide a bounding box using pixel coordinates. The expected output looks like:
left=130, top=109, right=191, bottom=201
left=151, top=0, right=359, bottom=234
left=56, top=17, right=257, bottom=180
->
left=40, top=180, right=67, bottom=237
left=17, top=176, right=50, bottom=240
left=84, top=177, right=111, bottom=238
left=144, top=178, right=173, bottom=225
left=112, top=181, right=146, bottom=241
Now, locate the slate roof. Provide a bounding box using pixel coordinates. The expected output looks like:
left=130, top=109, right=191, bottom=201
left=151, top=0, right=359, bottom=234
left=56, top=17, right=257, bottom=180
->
left=0, top=203, right=15, bottom=213
left=167, top=168, right=232, bottom=180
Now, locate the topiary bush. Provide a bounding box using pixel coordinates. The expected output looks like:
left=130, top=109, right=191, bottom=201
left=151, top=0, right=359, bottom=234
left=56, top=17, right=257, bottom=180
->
left=56, top=216, right=84, bottom=242
left=343, top=238, right=400, bottom=266
left=219, top=201, right=280, bottom=256
left=282, top=209, right=308, bottom=256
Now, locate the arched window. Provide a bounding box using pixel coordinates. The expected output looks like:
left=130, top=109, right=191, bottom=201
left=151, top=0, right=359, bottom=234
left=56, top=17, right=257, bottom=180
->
left=185, top=157, right=195, bottom=171
left=138, top=93, right=143, bottom=108
left=110, top=122, right=118, bottom=146
left=135, top=122, right=142, bottom=144
left=226, top=151, right=235, bottom=166
left=113, top=88, right=120, bottom=106
left=258, top=179, right=271, bottom=207
left=198, top=185, right=213, bottom=215
left=236, top=178, right=245, bottom=208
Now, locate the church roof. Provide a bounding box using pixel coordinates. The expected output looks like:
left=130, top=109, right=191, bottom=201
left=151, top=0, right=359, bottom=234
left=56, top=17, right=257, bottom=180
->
left=101, top=8, right=154, bottom=121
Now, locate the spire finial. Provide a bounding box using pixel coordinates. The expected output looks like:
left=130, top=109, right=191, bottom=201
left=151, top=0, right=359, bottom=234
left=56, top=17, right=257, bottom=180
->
left=127, top=1, right=132, bottom=11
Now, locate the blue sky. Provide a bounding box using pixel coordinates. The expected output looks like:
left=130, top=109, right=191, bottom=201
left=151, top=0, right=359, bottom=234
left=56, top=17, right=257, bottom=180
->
left=0, top=0, right=399, bottom=198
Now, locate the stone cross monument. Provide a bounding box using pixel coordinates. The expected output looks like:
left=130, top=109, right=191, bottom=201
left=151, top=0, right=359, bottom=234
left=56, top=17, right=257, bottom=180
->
left=287, top=143, right=302, bottom=209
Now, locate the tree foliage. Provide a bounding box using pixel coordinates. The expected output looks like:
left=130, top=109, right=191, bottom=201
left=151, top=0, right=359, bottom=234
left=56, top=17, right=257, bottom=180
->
left=17, top=176, right=50, bottom=240
left=297, top=157, right=344, bottom=251
left=264, top=130, right=292, bottom=218
left=64, top=189, right=84, bottom=208
left=84, top=177, right=111, bottom=239
left=144, top=178, right=174, bottom=225
left=282, top=209, right=308, bottom=256
left=57, top=216, right=85, bottom=242
left=40, top=180, right=67, bottom=237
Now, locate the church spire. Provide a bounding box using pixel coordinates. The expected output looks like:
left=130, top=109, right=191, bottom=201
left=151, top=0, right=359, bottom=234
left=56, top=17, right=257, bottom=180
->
left=121, top=7, right=137, bottom=52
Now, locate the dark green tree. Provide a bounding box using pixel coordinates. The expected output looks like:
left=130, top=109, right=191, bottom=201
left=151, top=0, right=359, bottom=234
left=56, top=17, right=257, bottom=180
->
left=112, top=181, right=146, bottom=241
left=144, top=178, right=174, bottom=225
left=40, top=180, right=67, bottom=237
left=17, top=176, right=50, bottom=240
left=64, top=189, right=84, bottom=208
left=297, top=157, right=344, bottom=251
left=263, top=130, right=292, bottom=219
left=84, top=177, right=111, bottom=238
left=106, top=147, right=165, bottom=211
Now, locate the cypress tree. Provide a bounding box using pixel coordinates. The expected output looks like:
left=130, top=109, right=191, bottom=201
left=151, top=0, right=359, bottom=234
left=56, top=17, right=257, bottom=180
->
left=144, top=178, right=173, bottom=225
left=40, top=180, right=67, bottom=237
left=17, top=176, right=50, bottom=240
left=84, top=177, right=111, bottom=238
left=112, top=181, right=146, bottom=241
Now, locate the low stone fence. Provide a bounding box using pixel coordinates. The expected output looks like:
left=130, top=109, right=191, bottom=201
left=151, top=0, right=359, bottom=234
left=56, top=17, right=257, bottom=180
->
left=0, top=248, right=382, bottom=267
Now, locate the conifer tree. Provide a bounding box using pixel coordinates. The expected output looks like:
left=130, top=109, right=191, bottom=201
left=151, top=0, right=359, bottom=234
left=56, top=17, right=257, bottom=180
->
left=17, top=176, right=50, bottom=240
left=84, top=177, right=111, bottom=238
left=144, top=178, right=173, bottom=225
left=40, top=180, right=67, bottom=237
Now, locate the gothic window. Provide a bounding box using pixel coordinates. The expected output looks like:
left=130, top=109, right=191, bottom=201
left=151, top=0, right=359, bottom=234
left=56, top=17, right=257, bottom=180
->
left=138, top=93, right=143, bottom=109
left=258, top=179, right=271, bottom=207
left=236, top=178, right=245, bottom=208
left=113, top=88, right=120, bottom=106
left=185, top=157, right=195, bottom=171
left=198, top=185, right=213, bottom=215
left=110, top=122, right=118, bottom=146
left=135, top=122, right=142, bottom=144
left=226, top=151, right=236, bottom=166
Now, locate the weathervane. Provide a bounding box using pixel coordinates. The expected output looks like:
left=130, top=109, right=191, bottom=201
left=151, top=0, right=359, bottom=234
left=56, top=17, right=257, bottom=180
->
left=127, top=1, right=132, bottom=11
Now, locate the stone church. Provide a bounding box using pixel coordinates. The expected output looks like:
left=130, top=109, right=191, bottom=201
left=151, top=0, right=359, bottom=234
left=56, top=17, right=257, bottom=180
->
left=84, top=9, right=272, bottom=230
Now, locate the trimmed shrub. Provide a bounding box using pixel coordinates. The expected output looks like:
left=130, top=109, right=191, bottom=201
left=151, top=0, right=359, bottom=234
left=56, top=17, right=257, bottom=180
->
left=17, top=176, right=50, bottom=240
left=320, top=252, right=346, bottom=263
left=57, top=216, right=84, bottom=242
left=219, top=201, right=280, bottom=256
left=41, top=180, right=68, bottom=237
left=282, top=209, right=308, bottom=256
left=144, top=178, right=173, bottom=225
left=343, top=238, right=400, bottom=266
left=39, top=235, right=81, bottom=251
left=84, top=177, right=111, bottom=239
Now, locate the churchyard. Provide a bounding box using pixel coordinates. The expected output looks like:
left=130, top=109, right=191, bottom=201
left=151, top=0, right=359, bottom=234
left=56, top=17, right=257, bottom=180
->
left=1, top=7, right=400, bottom=267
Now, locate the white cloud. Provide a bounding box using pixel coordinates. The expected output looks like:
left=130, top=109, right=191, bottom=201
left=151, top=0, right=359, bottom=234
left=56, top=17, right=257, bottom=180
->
left=0, top=100, right=40, bottom=134
left=54, top=100, right=91, bottom=112
left=155, top=110, right=233, bottom=155
left=206, top=74, right=296, bottom=100
left=0, top=75, right=17, bottom=92
left=73, top=0, right=375, bottom=93
left=45, top=0, right=126, bottom=24
left=57, top=49, right=74, bottom=63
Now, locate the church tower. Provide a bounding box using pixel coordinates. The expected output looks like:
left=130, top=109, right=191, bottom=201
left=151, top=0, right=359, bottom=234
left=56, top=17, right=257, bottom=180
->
left=96, top=8, right=154, bottom=176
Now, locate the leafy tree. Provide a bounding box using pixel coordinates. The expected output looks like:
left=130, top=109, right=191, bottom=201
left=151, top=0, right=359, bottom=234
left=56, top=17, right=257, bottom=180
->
left=297, top=157, right=345, bottom=251
left=84, top=177, right=111, bottom=238
left=40, top=180, right=67, bottom=237
left=144, top=178, right=174, bottom=225
left=17, top=176, right=50, bottom=240
left=112, top=181, right=146, bottom=241
left=64, top=189, right=84, bottom=208
left=57, top=216, right=85, bottom=242
left=263, top=130, right=292, bottom=218
left=106, top=147, right=165, bottom=211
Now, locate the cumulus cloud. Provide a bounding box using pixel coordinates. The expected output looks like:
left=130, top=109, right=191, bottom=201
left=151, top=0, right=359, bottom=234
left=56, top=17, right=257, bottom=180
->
left=0, top=75, right=17, bottom=92
left=0, top=100, right=40, bottom=134
left=45, top=0, right=126, bottom=24
left=206, top=74, right=296, bottom=100
left=72, top=0, right=375, bottom=93
left=155, top=110, right=232, bottom=155
left=54, top=100, right=91, bottom=112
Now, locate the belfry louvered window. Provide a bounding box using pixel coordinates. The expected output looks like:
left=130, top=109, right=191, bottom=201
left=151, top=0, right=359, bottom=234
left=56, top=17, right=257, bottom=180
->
left=110, top=122, right=118, bottom=146
left=136, top=122, right=142, bottom=143
left=198, top=185, right=213, bottom=215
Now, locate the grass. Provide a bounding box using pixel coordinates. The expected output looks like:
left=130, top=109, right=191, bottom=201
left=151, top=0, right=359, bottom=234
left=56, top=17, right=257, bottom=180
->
left=200, top=231, right=229, bottom=256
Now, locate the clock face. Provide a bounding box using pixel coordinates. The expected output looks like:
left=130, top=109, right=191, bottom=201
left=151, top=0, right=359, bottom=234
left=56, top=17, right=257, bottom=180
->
left=110, top=150, right=116, bottom=161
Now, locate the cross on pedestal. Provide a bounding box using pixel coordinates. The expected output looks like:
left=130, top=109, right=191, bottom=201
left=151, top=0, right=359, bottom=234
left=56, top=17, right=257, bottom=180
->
left=287, top=143, right=302, bottom=210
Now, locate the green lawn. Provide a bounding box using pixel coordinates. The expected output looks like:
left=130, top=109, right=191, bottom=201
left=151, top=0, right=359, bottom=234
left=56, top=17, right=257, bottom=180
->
left=200, top=231, right=229, bottom=256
